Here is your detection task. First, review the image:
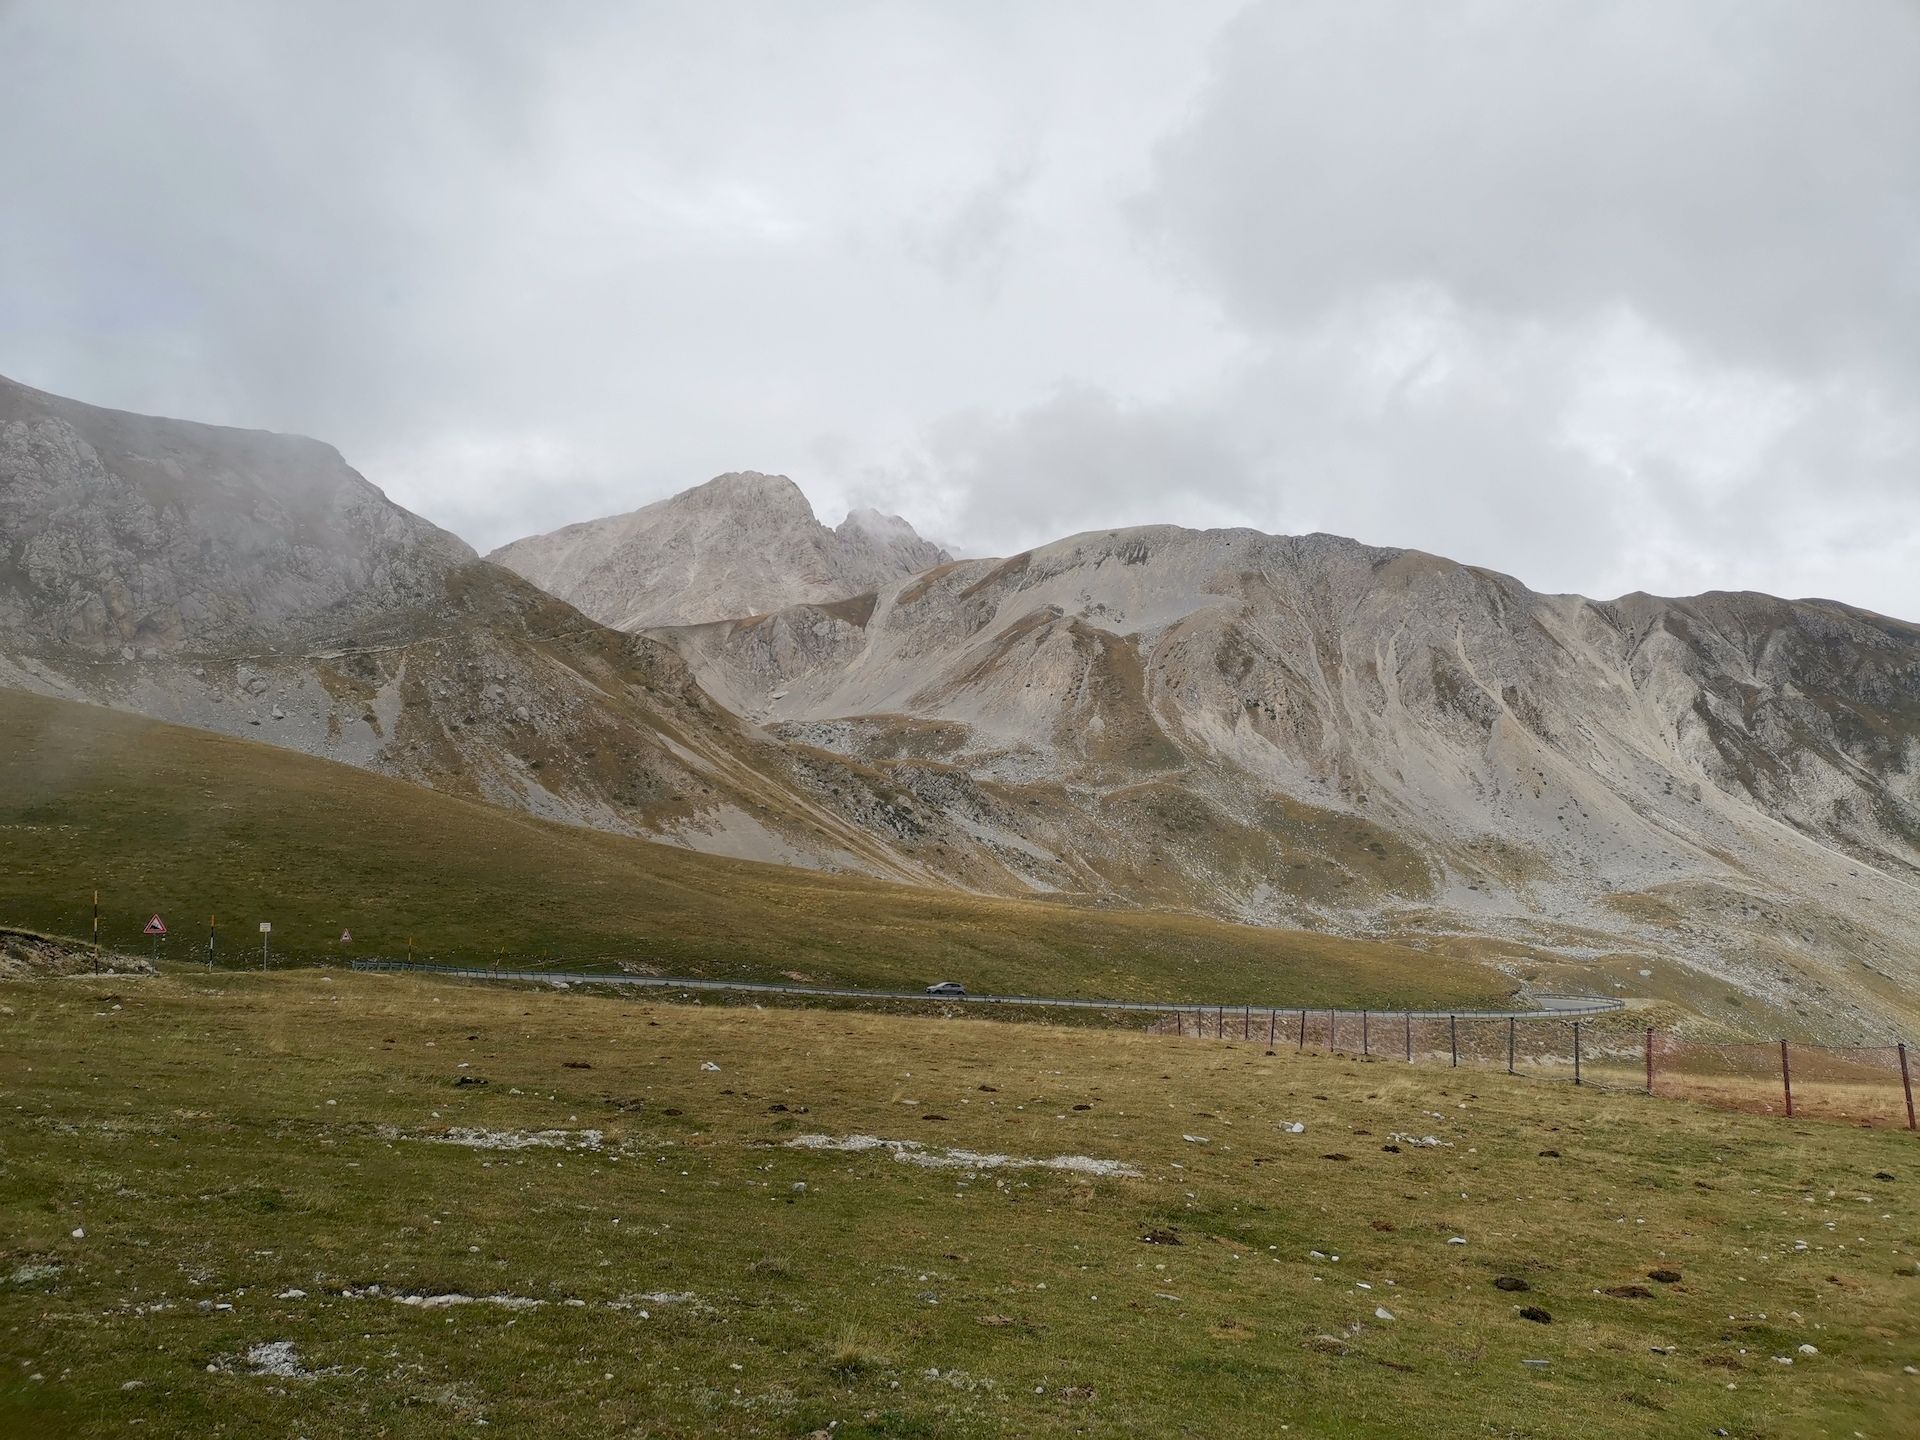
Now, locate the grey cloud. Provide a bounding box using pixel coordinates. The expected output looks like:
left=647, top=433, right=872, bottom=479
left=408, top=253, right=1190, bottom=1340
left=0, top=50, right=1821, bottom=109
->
left=1, top=1, right=1914, bottom=620
left=1140, top=0, right=1920, bottom=379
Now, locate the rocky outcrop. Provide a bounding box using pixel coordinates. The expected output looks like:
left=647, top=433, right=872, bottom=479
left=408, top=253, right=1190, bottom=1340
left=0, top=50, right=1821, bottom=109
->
left=487, top=472, right=948, bottom=629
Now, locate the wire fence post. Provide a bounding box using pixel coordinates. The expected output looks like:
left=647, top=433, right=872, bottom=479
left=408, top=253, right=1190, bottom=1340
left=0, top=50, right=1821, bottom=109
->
left=1779, top=1039, right=1793, bottom=1118
left=1507, top=1016, right=1515, bottom=1075
left=1216, top=1006, right=1224, bottom=1040
left=1298, top=1009, right=1306, bottom=1051
left=1404, top=1011, right=1412, bottom=1062
left=1449, top=1014, right=1458, bottom=1068
left=1362, top=1010, right=1369, bottom=1057
left=1899, top=1042, right=1915, bottom=1132
left=1175, top=1011, right=1183, bottom=1038
left=1243, top=1006, right=1250, bottom=1041
left=1573, top=1022, right=1582, bottom=1086
left=1645, top=1027, right=1654, bottom=1094
left=1267, top=1009, right=1276, bottom=1049
left=1330, top=1009, right=1337, bottom=1053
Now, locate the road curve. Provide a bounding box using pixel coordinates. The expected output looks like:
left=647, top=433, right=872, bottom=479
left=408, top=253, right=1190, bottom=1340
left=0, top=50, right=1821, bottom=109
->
left=349, top=959, right=1625, bottom=1021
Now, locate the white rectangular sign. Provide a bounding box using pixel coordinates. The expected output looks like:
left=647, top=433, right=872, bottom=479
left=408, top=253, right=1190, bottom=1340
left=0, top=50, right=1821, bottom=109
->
left=259, top=922, right=271, bottom=933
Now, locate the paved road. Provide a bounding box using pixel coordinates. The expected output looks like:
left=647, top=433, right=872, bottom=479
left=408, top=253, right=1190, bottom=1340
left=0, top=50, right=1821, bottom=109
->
left=350, top=959, right=1625, bottom=1020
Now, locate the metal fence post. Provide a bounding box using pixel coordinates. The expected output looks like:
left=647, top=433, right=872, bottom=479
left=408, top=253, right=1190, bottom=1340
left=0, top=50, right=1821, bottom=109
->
left=1573, top=1022, right=1582, bottom=1085
left=1645, top=1027, right=1654, bottom=1094
left=1780, top=1039, right=1793, bottom=1118
left=1449, top=1014, right=1458, bottom=1068
left=1404, top=1011, right=1412, bottom=1062
left=1298, top=1009, right=1306, bottom=1051
left=1243, top=1006, right=1250, bottom=1041
left=1267, top=1009, right=1276, bottom=1048
left=1900, top=1042, right=1916, bottom=1132
left=1362, top=1010, right=1369, bottom=1057
left=1217, top=1006, right=1225, bottom=1039
left=1507, top=1016, right=1515, bottom=1075
left=1330, top=1009, right=1337, bottom=1053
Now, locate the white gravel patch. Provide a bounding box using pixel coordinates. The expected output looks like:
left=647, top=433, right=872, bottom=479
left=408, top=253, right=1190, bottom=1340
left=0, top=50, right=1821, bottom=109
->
left=785, top=1133, right=1140, bottom=1178
left=411, top=1126, right=604, bottom=1152
left=389, top=1292, right=545, bottom=1311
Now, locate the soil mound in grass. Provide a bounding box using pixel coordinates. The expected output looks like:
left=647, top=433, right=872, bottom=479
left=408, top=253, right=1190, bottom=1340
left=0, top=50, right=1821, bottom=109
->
left=0, top=925, right=150, bottom=979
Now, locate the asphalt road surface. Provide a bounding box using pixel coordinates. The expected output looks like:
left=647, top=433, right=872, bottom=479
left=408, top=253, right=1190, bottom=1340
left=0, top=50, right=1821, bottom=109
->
left=350, top=959, right=1625, bottom=1020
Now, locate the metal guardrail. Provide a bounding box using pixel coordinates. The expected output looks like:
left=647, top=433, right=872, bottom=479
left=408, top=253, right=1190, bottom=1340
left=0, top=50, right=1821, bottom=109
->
left=348, top=958, right=1625, bottom=1020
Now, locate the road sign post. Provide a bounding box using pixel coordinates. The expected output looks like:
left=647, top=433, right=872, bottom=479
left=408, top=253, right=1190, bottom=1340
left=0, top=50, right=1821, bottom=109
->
left=259, top=921, right=271, bottom=970
left=144, top=914, right=166, bottom=966
left=208, top=915, right=216, bottom=970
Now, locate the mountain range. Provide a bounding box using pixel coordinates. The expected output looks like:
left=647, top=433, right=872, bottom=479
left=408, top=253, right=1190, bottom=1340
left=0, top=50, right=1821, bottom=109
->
left=2, top=372, right=1916, bottom=1035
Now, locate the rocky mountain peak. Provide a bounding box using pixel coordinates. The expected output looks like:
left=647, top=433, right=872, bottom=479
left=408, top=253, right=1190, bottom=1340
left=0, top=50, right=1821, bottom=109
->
left=490, top=473, right=950, bottom=630
left=684, top=471, right=816, bottom=517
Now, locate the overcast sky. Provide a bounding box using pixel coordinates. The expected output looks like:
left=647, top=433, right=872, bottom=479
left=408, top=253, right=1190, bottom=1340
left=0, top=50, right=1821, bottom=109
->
left=3, top=0, right=1916, bottom=617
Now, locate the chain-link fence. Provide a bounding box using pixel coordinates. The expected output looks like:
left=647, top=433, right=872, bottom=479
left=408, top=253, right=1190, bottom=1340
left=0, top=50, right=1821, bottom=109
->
left=1147, top=1008, right=1918, bottom=1131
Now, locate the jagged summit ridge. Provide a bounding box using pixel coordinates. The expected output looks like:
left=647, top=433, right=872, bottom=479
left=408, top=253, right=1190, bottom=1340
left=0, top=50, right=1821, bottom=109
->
left=489, top=472, right=950, bottom=630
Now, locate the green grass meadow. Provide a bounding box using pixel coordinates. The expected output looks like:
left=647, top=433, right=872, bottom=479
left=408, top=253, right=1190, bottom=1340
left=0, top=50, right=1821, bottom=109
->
left=3, top=968, right=1916, bottom=1438
left=0, top=688, right=1510, bottom=1009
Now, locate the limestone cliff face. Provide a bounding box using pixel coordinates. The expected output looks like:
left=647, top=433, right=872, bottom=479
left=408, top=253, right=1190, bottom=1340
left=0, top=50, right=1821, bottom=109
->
left=487, top=473, right=949, bottom=629
left=0, top=375, right=475, bottom=656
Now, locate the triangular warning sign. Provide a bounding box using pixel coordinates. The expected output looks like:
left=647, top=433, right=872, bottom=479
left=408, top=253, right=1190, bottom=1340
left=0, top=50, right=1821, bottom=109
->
left=340, top=929, right=352, bottom=944
left=144, top=914, right=166, bottom=936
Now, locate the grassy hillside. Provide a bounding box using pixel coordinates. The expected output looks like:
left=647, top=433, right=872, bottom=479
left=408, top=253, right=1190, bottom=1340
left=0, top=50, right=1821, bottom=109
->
left=0, top=688, right=1510, bottom=1008
left=3, top=969, right=1915, bottom=1438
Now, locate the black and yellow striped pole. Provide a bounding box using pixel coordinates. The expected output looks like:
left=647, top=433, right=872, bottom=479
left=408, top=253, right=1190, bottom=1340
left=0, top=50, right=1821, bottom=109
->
left=208, top=915, right=217, bottom=970
left=92, top=889, right=99, bottom=974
